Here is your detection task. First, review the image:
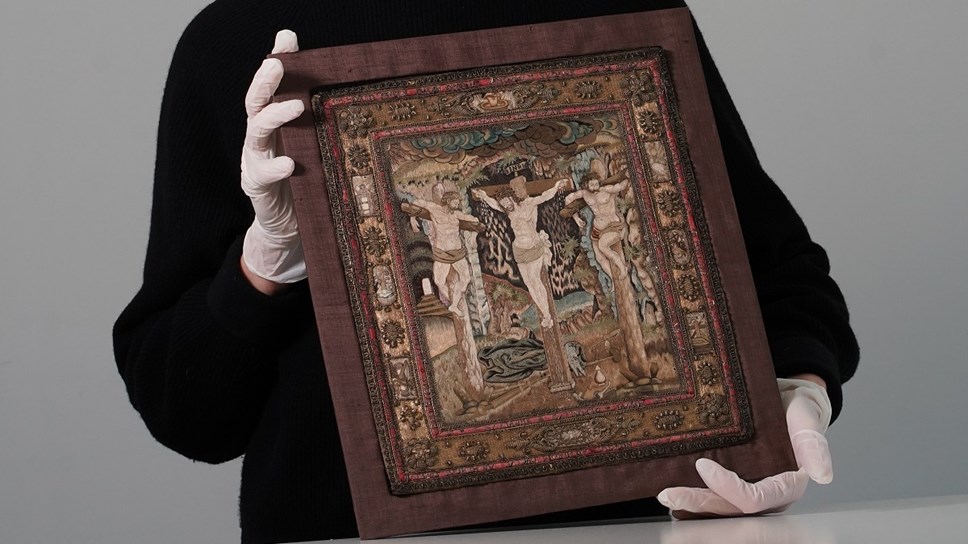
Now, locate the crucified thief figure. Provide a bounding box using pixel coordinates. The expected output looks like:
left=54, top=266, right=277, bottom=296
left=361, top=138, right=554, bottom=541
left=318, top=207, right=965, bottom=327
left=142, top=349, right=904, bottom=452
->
left=564, top=160, right=630, bottom=282
left=472, top=176, right=568, bottom=329
left=409, top=191, right=480, bottom=316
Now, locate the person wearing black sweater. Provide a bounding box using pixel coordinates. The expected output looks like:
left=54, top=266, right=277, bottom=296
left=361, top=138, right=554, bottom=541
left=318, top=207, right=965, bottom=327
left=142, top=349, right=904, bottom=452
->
left=113, top=1, right=859, bottom=542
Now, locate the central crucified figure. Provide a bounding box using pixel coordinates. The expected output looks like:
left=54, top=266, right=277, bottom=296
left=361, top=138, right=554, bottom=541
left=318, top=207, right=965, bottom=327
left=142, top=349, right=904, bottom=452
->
left=473, top=176, right=568, bottom=329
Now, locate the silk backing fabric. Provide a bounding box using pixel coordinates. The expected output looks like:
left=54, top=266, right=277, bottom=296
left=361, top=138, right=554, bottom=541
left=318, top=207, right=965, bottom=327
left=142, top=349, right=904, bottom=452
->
left=275, top=8, right=795, bottom=538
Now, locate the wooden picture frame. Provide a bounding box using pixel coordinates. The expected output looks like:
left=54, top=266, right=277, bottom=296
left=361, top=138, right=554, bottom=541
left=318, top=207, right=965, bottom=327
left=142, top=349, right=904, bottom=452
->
left=274, top=8, right=795, bottom=538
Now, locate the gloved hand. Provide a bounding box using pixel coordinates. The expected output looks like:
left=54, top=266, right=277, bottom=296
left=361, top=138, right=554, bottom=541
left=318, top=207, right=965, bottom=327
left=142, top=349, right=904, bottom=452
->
left=240, top=30, right=307, bottom=287
left=656, top=377, right=833, bottom=518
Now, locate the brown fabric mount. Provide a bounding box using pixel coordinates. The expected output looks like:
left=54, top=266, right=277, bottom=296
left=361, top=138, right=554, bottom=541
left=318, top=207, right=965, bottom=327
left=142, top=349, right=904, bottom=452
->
left=274, top=8, right=796, bottom=538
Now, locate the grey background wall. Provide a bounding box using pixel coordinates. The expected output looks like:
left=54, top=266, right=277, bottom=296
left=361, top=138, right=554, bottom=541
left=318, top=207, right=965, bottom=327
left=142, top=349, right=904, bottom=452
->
left=1, top=1, right=965, bottom=542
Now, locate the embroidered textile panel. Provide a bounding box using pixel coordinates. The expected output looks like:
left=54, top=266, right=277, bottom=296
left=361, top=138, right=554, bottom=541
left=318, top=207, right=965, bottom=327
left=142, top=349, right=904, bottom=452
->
left=309, top=48, right=753, bottom=495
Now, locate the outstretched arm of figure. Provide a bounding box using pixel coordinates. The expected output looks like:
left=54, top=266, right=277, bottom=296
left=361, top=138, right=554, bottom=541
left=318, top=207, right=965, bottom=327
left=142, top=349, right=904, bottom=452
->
left=532, top=178, right=568, bottom=204
left=395, top=188, right=423, bottom=205
left=573, top=213, right=587, bottom=229
left=471, top=188, right=502, bottom=211
left=563, top=188, right=584, bottom=205
left=455, top=211, right=480, bottom=224
left=410, top=197, right=435, bottom=211
left=603, top=178, right=630, bottom=194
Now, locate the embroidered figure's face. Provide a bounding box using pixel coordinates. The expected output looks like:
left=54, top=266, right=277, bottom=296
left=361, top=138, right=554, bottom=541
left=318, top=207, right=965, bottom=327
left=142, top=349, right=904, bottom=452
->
left=588, top=178, right=601, bottom=192
left=499, top=196, right=516, bottom=212
left=509, top=176, right=529, bottom=201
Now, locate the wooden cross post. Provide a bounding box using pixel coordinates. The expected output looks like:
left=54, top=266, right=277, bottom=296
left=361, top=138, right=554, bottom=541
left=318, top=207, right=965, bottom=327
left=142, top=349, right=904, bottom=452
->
left=540, top=269, right=575, bottom=393
left=559, top=175, right=652, bottom=382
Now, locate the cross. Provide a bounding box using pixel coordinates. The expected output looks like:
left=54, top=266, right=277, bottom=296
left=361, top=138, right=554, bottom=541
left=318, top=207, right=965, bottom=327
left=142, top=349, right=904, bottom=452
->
left=476, top=175, right=576, bottom=394
left=400, top=202, right=486, bottom=233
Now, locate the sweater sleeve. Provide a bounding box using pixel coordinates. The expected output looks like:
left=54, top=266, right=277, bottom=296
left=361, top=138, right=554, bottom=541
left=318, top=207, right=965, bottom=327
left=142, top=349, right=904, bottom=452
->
left=113, top=16, right=314, bottom=463
left=692, top=18, right=859, bottom=420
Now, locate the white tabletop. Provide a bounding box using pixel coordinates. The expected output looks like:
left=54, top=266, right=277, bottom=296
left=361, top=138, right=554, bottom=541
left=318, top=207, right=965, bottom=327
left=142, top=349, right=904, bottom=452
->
left=326, top=495, right=968, bottom=543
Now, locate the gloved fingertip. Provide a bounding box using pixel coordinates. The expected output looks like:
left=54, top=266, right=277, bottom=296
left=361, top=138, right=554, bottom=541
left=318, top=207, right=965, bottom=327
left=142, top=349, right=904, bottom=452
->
left=287, top=100, right=305, bottom=115
left=272, top=29, right=299, bottom=54
left=805, top=460, right=833, bottom=485
left=792, top=430, right=832, bottom=484
left=259, top=58, right=284, bottom=78
left=694, top=457, right=723, bottom=477
left=656, top=490, right=676, bottom=510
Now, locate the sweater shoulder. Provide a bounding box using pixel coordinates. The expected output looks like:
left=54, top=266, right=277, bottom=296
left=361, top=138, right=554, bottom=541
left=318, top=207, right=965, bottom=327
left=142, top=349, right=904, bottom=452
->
left=174, top=0, right=299, bottom=63
left=183, top=0, right=283, bottom=36
left=164, top=0, right=301, bottom=106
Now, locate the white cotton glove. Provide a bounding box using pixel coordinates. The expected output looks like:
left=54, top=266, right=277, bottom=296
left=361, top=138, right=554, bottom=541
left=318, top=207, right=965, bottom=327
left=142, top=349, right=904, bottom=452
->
left=240, top=29, right=307, bottom=284
left=656, top=378, right=833, bottom=517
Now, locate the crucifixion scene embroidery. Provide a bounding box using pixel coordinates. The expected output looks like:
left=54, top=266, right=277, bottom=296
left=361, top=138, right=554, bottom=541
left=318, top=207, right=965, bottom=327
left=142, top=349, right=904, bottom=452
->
left=312, top=48, right=753, bottom=494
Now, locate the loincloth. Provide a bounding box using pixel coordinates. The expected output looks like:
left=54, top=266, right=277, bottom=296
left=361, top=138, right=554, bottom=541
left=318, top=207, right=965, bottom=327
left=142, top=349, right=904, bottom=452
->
left=592, top=221, right=625, bottom=241
left=432, top=246, right=467, bottom=264
left=512, top=231, right=551, bottom=264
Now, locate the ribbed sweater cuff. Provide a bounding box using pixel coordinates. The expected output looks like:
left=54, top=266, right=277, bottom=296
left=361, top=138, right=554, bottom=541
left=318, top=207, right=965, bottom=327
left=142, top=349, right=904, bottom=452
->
left=208, top=237, right=314, bottom=345
left=770, top=336, right=844, bottom=422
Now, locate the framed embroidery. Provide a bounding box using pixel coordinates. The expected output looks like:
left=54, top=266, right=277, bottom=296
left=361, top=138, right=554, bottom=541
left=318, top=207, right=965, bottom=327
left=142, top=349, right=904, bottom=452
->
left=275, top=8, right=796, bottom=538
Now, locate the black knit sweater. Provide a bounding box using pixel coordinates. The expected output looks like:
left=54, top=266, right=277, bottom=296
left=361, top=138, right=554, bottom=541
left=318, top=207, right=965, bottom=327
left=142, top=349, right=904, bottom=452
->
left=113, top=1, right=859, bottom=542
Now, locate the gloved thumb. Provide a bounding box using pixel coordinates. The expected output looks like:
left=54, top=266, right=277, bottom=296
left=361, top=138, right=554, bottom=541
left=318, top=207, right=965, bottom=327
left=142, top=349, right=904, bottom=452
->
left=779, top=378, right=833, bottom=484
left=790, top=429, right=832, bottom=484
